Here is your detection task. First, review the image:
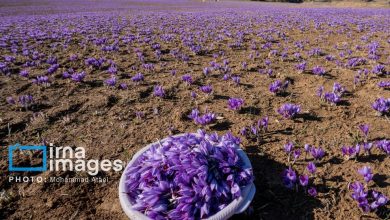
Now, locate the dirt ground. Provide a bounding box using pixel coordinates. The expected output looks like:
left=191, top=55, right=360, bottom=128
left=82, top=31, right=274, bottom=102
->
left=0, top=0, right=389, bottom=219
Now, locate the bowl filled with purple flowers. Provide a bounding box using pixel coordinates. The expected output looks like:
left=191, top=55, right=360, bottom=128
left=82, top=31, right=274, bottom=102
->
left=119, top=130, right=255, bottom=220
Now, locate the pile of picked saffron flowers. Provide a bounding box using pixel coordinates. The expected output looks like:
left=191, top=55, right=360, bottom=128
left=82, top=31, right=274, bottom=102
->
left=124, top=131, right=253, bottom=219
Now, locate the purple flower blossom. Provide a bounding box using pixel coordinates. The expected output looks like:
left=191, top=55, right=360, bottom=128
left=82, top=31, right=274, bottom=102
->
left=358, top=124, right=369, bottom=139
left=18, top=95, right=34, bottom=109
left=269, top=80, right=289, bottom=95
left=324, top=92, right=341, bottom=105
left=182, top=74, right=193, bottom=85
left=372, top=64, right=386, bottom=75
left=341, top=145, right=360, bottom=159
left=307, top=162, right=316, bottom=174
left=231, top=76, right=240, bottom=85
left=71, top=71, right=86, bottom=82
left=358, top=166, right=373, bottom=183
left=190, top=91, right=197, bottom=99
left=104, top=76, right=116, bottom=87
left=371, top=97, right=390, bottom=115
left=19, top=70, right=29, bottom=78
left=277, top=103, right=300, bottom=119
left=119, top=83, right=128, bottom=90
left=312, top=66, right=326, bottom=76
left=308, top=187, right=317, bottom=197
left=199, top=85, right=213, bottom=95
left=377, top=81, right=390, bottom=88
left=258, top=116, right=269, bottom=131
left=227, top=98, right=244, bottom=111
left=299, top=175, right=309, bottom=187
left=284, top=142, right=294, bottom=154
left=153, top=85, right=165, bottom=98
left=203, top=67, right=211, bottom=76
left=310, top=147, right=325, bottom=160
left=293, top=149, right=301, bottom=161
left=32, top=76, right=50, bottom=86
left=282, top=167, right=297, bottom=189
left=376, top=139, right=390, bottom=155
left=131, top=73, right=144, bottom=83
left=6, top=96, right=15, bottom=105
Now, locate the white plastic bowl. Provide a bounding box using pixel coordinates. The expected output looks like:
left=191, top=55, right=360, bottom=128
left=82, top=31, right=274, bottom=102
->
left=119, top=133, right=256, bottom=220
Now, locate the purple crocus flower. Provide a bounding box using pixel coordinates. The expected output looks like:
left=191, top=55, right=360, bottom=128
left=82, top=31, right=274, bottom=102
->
left=277, top=103, right=300, bottom=119
left=282, top=167, right=297, bottom=189
left=312, top=66, right=326, bottom=76
left=293, top=149, right=301, bottom=161
left=324, top=92, right=341, bottom=105
left=310, top=147, right=325, bottom=160
left=153, top=85, right=165, bottom=98
left=372, top=64, right=386, bottom=75
left=227, top=98, right=244, bottom=111
left=131, top=73, right=144, bottom=83
left=359, top=124, right=369, bottom=139
left=308, top=187, right=317, bottom=197
left=119, top=83, right=128, bottom=90
left=194, top=112, right=216, bottom=126
left=341, top=145, right=360, bottom=159
left=104, top=76, right=117, bottom=87
left=6, top=96, right=15, bottom=105
left=258, top=116, right=269, bottom=131
left=370, top=191, right=388, bottom=210
left=19, top=69, right=29, bottom=78
left=377, top=81, right=390, bottom=88
left=307, top=162, right=316, bottom=174
left=182, top=74, right=193, bottom=85
left=299, top=175, right=309, bottom=187
left=18, top=95, right=34, bottom=109
left=284, top=142, right=294, bottom=154
left=199, top=85, right=213, bottom=95
left=376, top=139, right=390, bottom=155
left=296, top=62, right=306, bottom=73
left=203, top=67, right=211, bottom=76
left=371, top=97, right=390, bottom=115
left=269, top=80, right=289, bottom=95
left=231, top=76, right=240, bottom=85
left=32, top=76, right=50, bottom=86
left=71, top=71, right=86, bottom=82
left=358, top=166, right=373, bottom=183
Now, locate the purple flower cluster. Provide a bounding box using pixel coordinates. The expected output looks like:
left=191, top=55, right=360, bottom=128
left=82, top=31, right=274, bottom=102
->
left=269, top=80, right=289, bottom=95
left=282, top=167, right=317, bottom=197
left=199, top=85, right=213, bottom=95
left=377, top=81, right=390, bottom=88
left=124, top=131, right=253, bottom=219
left=317, top=83, right=345, bottom=105
left=277, top=103, right=300, bottom=119
left=371, top=97, right=390, bottom=115
left=7, top=95, right=34, bottom=109
left=240, top=116, right=269, bottom=142
left=153, top=85, right=166, bottom=98
left=349, top=180, right=388, bottom=212
left=312, top=66, right=326, bottom=76
left=188, top=108, right=216, bottom=126
left=227, top=98, right=244, bottom=111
